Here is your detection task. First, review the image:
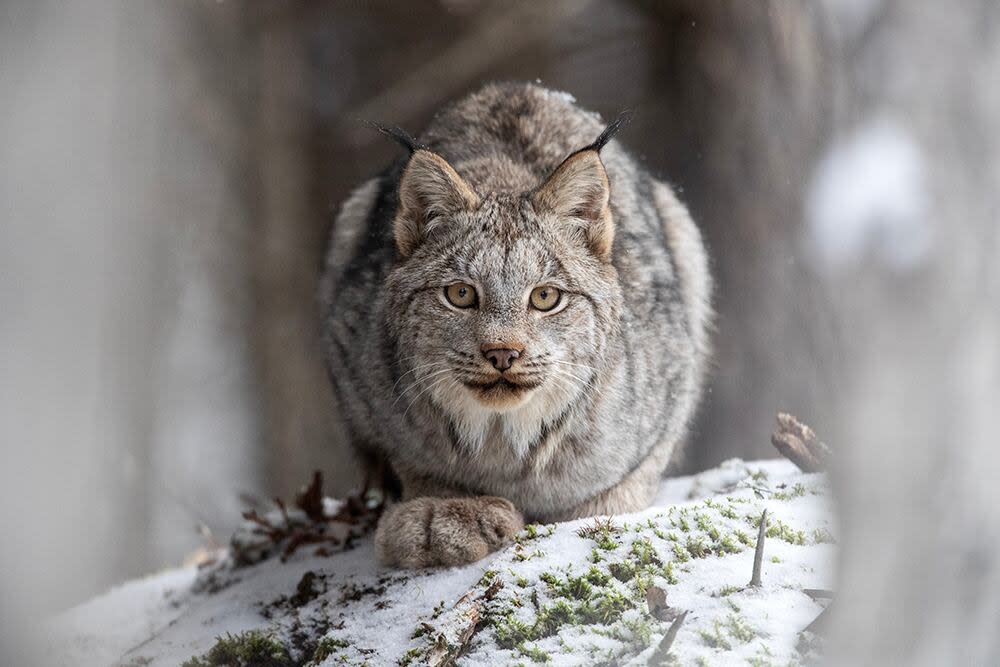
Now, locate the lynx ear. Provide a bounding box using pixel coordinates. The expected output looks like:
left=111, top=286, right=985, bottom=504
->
left=395, top=150, right=479, bottom=257
left=533, top=149, right=613, bottom=261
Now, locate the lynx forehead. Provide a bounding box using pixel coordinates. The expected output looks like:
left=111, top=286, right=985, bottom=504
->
left=321, top=82, right=712, bottom=568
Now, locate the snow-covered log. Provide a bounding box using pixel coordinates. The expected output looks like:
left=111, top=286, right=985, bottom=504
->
left=49, top=460, right=834, bottom=666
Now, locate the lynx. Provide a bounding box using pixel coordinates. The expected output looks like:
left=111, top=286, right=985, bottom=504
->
left=321, top=82, right=711, bottom=568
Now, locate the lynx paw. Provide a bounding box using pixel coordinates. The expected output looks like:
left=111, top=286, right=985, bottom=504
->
left=374, top=496, right=524, bottom=568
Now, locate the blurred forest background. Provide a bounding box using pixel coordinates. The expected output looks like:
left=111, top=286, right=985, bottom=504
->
left=3, top=1, right=999, bottom=663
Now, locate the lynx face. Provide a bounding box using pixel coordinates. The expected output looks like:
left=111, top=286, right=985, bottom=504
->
left=384, top=149, right=623, bottom=426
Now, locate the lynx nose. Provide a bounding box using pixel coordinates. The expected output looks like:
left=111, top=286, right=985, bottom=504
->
left=481, top=345, right=521, bottom=372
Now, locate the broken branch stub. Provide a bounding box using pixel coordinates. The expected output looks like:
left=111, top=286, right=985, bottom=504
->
left=771, top=412, right=831, bottom=473
left=749, top=509, right=768, bottom=587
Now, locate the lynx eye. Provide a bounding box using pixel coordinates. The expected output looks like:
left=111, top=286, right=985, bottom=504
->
left=445, top=283, right=477, bottom=308
left=530, top=285, right=561, bottom=312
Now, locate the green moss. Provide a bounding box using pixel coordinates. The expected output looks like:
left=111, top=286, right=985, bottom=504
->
left=533, top=600, right=576, bottom=638
left=698, top=622, right=733, bottom=651
left=608, top=560, right=636, bottom=582
left=733, top=530, right=753, bottom=547
left=495, top=614, right=536, bottom=649
left=715, top=584, right=741, bottom=597
left=539, top=571, right=559, bottom=587
left=724, top=613, right=756, bottom=642
left=309, top=637, right=349, bottom=665
left=181, top=630, right=292, bottom=667
left=686, top=536, right=709, bottom=559
left=770, top=555, right=782, bottom=563
left=585, top=566, right=611, bottom=587
left=398, top=647, right=422, bottom=666
left=663, top=561, right=678, bottom=585
left=714, top=534, right=741, bottom=555
left=812, top=527, right=835, bottom=544
left=577, top=588, right=632, bottom=625
left=630, top=538, right=659, bottom=566
left=671, top=543, right=690, bottom=563
left=559, top=575, right=594, bottom=601
left=521, top=644, right=550, bottom=663
left=766, top=520, right=806, bottom=545
left=719, top=505, right=739, bottom=519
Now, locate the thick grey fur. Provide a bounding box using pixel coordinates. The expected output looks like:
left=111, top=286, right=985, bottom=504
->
left=320, top=82, right=712, bottom=568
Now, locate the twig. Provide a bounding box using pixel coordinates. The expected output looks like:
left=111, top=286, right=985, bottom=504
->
left=749, top=509, right=768, bottom=587
left=424, top=579, right=502, bottom=667
left=648, top=610, right=689, bottom=665
left=771, top=412, right=831, bottom=473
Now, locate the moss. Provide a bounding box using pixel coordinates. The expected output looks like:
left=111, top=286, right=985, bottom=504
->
left=181, top=630, right=293, bottom=667
left=663, top=561, right=678, bottom=585
left=577, top=588, right=632, bottom=625
left=533, top=600, right=576, bottom=638
left=479, top=569, right=499, bottom=585
left=766, top=521, right=806, bottom=546
left=515, top=575, right=530, bottom=588
left=770, top=555, right=782, bottom=563
left=630, top=538, right=659, bottom=566
left=585, top=566, right=611, bottom=587
left=521, top=643, right=550, bottom=663
left=714, top=535, right=741, bottom=555
left=715, top=585, right=741, bottom=597
left=698, top=622, right=733, bottom=651
left=724, top=614, right=756, bottom=642
left=685, top=536, right=709, bottom=559
left=309, top=637, right=350, bottom=665
left=812, top=527, right=835, bottom=544
left=733, top=530, right=753, bottom=547
left=670, top=543, right=690, bottom=563
left=398, top=647, right=422, bottom=666
left=539, top=571, right=559, bottom=587
left=719, top=505, right=739, bottom=520
left=495, top=614, right=536, bottom=649
left=608, top=560, right=636, bottom=582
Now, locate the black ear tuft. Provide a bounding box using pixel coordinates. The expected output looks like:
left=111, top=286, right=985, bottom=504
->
left=587, top=109, right=634, bottom=153
left=365, top=120, right=425, bottom=154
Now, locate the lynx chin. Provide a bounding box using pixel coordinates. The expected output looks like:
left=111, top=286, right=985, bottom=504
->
left=321, top=82, right=712, bottom=568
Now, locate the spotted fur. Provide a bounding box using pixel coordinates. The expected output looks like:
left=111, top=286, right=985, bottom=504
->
left=320, top=82, right=712, bottom=567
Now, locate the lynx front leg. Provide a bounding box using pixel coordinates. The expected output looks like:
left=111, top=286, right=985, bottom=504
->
left=375, top=496, right=524, bottom=568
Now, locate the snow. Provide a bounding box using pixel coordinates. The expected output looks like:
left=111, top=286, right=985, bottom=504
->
left=47, top=459, right=835, bottom=666
left=804, top=115, right=931, bottom=273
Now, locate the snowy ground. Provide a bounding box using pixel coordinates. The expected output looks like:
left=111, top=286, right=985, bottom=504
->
left=48, top=459, right=835, bottom=666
